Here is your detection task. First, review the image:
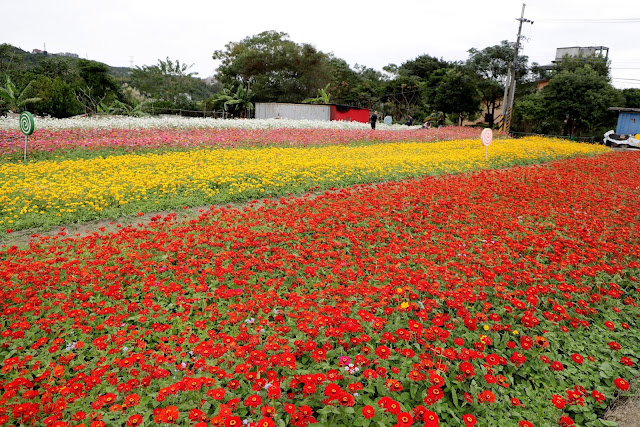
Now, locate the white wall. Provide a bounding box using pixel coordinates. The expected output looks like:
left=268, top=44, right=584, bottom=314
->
left=255, top=103, right=331, bottom=121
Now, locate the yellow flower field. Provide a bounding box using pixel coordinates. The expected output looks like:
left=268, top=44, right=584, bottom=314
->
left=0, top=137, right=608, bottom=230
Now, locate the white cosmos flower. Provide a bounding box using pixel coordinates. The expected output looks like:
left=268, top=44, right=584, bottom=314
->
left=0, top=116, right=414, bottom=131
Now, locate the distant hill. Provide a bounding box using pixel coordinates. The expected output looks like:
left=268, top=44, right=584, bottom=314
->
left=1, top=43, right=220, bottom=118
left=0, top=43, right=132, bottom=78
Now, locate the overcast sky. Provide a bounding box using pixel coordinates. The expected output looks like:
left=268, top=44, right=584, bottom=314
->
left=4, top=0, right=639, bottom=89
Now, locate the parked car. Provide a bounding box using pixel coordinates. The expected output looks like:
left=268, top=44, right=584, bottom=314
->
left=603, top=130, right=640, bottom=148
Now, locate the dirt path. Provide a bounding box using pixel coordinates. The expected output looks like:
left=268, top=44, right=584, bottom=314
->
left=603, top=380, right=640, bottom=426
left=0, top=185, right=350, bottom=249
left=1, top=203, right=245, bottom=249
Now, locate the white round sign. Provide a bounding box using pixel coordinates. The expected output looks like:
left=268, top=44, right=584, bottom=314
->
left=481, top=128, right=493, bottom=147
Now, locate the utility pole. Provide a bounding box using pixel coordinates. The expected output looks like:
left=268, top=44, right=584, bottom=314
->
left=501, top=3, right=533, bottom=133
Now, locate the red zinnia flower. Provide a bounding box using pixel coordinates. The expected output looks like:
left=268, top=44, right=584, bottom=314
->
left=614, top=378, right=630, bottom=391
left=362, top=405, right=375, bottom=419
left=395, top=412, right=413, bottom=426
left=552, top=394, right=567, bottom=409
left=477, top=390, right=495, bottom=403
left=426, top=385, right=444, bottom=402
left=592, top=390, right=606, bottom=403
left=462, top=413, right=477, bottom=426
left=423, top=410, right=440, bottom=426
left=207, top=388, right=226, bottom=400
left=126, top=415, right=143, bottom=427
left=124, top=394, right=140, bottom=407
left=550, top=361, right=564, bottom=371
left=558, top=415, right=575, bottom=426
left=154, top=406, right=179, bottom=424
left=459, top=361, right=475, bottom=377
left=225, top=416, right=242, bottom=427
left=256, top=418, right=275, bottom=427
left=375, top=345, right=392, bottom=360
left=386, top=400, right=402, bottom=415
left=261, top=406, right=276, bottom=418
left=244, top=394, right=262, bottom=407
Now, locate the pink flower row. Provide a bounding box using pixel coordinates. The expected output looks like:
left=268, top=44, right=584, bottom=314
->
left=0, top=127, right=486, bottom=155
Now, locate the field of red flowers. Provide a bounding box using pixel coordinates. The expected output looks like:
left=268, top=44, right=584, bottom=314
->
left=1, top=150, right=639, bottom=427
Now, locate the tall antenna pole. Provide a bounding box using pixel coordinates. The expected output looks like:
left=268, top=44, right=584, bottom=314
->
left=501, top=3, right=533, bottom=133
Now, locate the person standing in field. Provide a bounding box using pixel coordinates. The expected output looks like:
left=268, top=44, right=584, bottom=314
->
left=370, top=111, right=378, bottom=130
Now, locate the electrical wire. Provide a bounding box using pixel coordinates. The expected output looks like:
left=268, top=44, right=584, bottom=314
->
left=536, top=18, right=640, bottom=23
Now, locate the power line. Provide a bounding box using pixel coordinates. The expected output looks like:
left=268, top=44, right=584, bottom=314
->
left=536, top=18, right=640, bottom=23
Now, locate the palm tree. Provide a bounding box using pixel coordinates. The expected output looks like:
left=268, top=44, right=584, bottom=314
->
left=0, top=76, right=41, bottom=113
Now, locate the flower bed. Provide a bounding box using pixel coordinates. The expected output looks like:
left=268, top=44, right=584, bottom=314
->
left=0, top=137, right=607, bottom=232
left=0, top=117, right=452, bottom=132
left=0, top=126, right=487, bottom=159
left=0, top=151, right=638, bottom=426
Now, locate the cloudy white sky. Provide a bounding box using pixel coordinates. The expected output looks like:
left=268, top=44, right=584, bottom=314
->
left=4, top=0, right=639, bottom=88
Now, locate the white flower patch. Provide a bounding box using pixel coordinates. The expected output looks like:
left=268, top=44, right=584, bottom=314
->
left=0, top=116, right=417, bottom=131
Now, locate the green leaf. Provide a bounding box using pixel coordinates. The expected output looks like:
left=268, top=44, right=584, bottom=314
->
left=450, top=386, right=460, bottom=409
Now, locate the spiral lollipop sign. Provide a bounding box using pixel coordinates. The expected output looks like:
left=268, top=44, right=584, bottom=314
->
left=19, top=112, right=35, bottom=161
left=480, top=128, right=493, bottom=160
left=20, top=112, right=35, bottom=136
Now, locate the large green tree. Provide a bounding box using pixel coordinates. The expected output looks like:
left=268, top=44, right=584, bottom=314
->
left=543, top=67, right=622, bottom=136
left=433, top=69, right=482, bottom=125
left=621, top=88, right=640, bottom=108
left=514, top=66, right=622, bottom=136
left=27, top=76, right=83, bottom=118
left=398, top=54, right=452, bottom=81
left=554, top=54, right=609, bottom=78
left=324, top=57, right=362, bottom=105
left=130, top=57, right=201, bottom=102
left=74, top=59, right=123, bottom=114
left=212, top=31, right=333, bottom=103
left=380, top=76, right=425, bottom=122
left=466, top=41, right=529, bottom=127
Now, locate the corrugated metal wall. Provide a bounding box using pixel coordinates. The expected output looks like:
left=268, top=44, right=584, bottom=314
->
left=616, top=112, right=640, bottom=134
left=255, top=103, right=331, bottom=121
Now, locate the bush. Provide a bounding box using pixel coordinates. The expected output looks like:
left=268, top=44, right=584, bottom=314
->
left=28, top=76, right=83, bottom=118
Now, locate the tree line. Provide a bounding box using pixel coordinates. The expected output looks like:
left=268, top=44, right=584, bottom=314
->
left=2, top=32, right=640, bottom=136
left=0, top=44, right=220, bottom=119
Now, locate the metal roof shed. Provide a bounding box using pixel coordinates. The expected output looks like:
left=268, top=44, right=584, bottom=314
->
left=254, top=103, right=370, bottom=123
left=608, top=107, right=640, bottom=134
left=255, top=103, right=331, bottom=121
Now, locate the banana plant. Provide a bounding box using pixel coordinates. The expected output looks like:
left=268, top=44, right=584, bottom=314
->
left=99, top=99, right=149, bottom=117
left=207, top=88, right=234, bottom=111
left=302, top=84, right=331, bottom=104
left=224, top=86, right=254, bottom=118
left=0, top=76, right=42, bottom=113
